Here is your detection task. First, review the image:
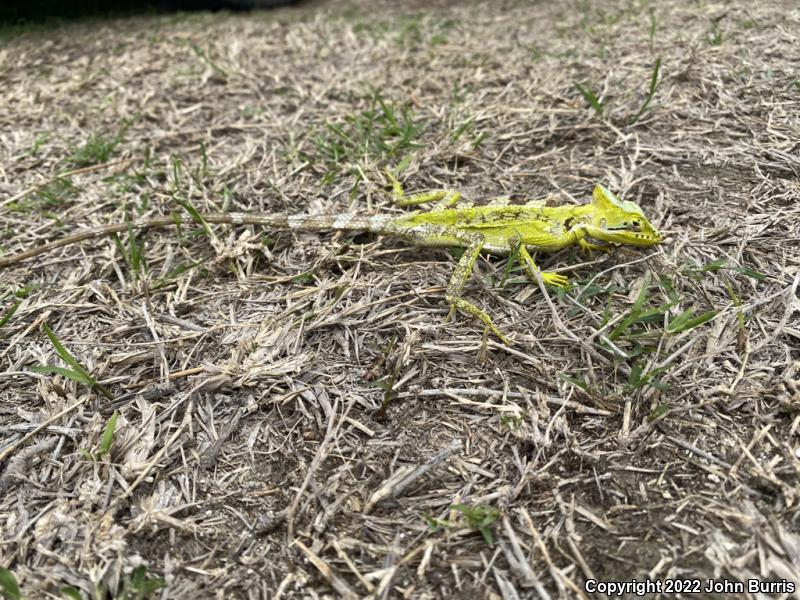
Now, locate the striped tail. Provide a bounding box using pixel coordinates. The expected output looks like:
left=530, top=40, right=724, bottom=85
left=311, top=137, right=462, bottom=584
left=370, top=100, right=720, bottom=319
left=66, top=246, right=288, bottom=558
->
left=228, top=212, right=396, bottom=233
left=0, top=211, right=399, bottom=268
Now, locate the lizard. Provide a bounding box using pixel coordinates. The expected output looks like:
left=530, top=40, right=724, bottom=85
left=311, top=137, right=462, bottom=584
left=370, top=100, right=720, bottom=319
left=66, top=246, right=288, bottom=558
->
left=0, top=173, right=662, bottom=344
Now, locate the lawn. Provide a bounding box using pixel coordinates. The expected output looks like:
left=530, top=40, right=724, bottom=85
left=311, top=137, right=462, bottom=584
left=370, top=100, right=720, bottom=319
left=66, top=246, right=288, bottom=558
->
left=1, top=0, right=798, bottom=598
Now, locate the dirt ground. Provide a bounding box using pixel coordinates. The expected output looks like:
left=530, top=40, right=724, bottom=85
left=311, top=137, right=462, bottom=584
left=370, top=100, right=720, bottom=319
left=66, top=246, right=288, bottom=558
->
left=1, top=0, right=799, bottom=598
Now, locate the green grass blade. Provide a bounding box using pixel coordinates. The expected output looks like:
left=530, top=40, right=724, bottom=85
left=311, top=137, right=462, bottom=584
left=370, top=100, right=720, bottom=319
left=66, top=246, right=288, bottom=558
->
left=29, top=365, right=94, bottom=386
left=630, top=56, right=661, bottom=124
left=667, top=308, right=718, bottom=333
left=559, top=373, right=589, bottom=392
left=112, top=233, right=130, bottom=267
left=648, top=9, right=657, bottom=52
left=451, top=504, right=499, bottom=545
left=731, top=266, right=765, bottom=281
left=722, top=276, right=746, bottom=331
left=42, top=323, right=92, bottom=379
left=60, top=586, right=83, bottom=600
left=38, top=324, right=115, bottom=400
left=631, top=274, right=651, bottom=313
left=0, top=300, right=21, bottom=330
left=99, top=411, right=119, bottom=457
left=574, top=81, right=604, bottom=116
left=376, top=92, right=398, bottom=129
left=696, top=258, right=727, bottom=273
left=0, top=567, right=21, bottom=600
left=173, top=197, right=211, bottom=235
left=500, top=238, right=522, bottom=286
left=126, top=218, right=142, bottom=274
left=627, top=362, right=643, bottom=387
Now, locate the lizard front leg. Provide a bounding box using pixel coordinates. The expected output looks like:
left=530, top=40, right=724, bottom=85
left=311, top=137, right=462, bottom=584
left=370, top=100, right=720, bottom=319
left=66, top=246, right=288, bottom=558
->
left=509, top=235, right=569, bottom=287
left=407, top=225, right=511, bottom=345
left=385, top=170, right=462, bottom=210
left=573, top=224, right=612, bottom=253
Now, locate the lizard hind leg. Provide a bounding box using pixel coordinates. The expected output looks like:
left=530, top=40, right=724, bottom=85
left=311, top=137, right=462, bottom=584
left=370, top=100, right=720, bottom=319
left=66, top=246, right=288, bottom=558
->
left=517, top=244, right=569, bottom=287
left=385, top=169, right=462, bottom=210
left=447, top=294, right=511, bottom=346
left=410, top=225, right=512, bottom=345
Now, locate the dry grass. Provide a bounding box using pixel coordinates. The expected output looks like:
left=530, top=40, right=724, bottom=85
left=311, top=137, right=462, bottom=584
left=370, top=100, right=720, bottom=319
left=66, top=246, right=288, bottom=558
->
left=1, top=0, right=799, bottom=598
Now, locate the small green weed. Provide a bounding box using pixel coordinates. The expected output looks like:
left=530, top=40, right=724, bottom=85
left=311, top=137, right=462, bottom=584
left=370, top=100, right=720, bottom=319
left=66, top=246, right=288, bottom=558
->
left=499, top=413, right=525, bottom=430
left=291, top=272, right=315, bottom=285
left=59, top=586, right=81, bottom=600
left=371, top=334, right=400, bottom=419
left=606, top=275, right=672, bottom=347
left=309, top=90, right=426, bottom=186
left=560, top=272, right=726, bottom=397
left=147, top=261, right=202, bottom=293
left=69, top=130, right=124, bottom=168
left=118, top=566, right=165, bottom=600
left=625, top=360, right=669, bottom=393
left=451, top=503, right=500, bottom=545
left=577, top=56, right=661, bottom=124
left=10, top=178, right=76, bottom=215
left=722, top=275, right=746, bottom=335
left=647, top=403, right=670, bottom=422
left=172, top=196, right=213, bottom=243
left=559, top=372, right=590, bottom=393
left=446, top=83, right=486, bottom=149
left=665, top=307, right=717, bottom=334
left=500, top=237, right=522, bottom=286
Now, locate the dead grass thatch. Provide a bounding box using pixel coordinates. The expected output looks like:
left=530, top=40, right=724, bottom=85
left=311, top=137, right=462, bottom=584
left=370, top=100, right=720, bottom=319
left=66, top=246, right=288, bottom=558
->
left=1, top=0, right=799, bottom=598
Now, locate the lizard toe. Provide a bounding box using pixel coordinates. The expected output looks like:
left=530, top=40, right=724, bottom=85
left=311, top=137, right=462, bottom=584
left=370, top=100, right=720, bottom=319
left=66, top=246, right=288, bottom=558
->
left=542, top=272, right=569, bottom=287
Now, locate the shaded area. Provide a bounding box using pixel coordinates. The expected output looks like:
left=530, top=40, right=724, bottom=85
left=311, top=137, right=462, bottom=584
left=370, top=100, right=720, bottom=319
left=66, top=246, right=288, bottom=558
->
left=0, top=0, right=301, bottom=27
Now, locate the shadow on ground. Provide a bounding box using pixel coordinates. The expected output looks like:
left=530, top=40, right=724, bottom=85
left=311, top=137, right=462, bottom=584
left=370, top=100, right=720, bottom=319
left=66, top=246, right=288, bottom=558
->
left=0, top=0, right=301, bottom=28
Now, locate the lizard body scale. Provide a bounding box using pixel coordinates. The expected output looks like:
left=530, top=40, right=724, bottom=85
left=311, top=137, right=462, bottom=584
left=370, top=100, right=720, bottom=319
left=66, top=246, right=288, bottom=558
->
left=0, top=175, right=662, bottom=344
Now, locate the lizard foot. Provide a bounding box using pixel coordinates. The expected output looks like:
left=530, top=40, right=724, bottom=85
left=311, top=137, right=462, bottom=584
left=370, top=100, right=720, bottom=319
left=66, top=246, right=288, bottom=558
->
left=541, top=272, right=569, bottom=287
left=446, top=298, right=512, bottom=346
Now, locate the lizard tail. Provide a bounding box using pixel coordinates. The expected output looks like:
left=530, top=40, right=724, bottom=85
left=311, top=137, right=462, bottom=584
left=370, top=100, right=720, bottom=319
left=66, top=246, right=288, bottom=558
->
left=215, top=212, right=396, bottom=233
left=0, top=212, right=397, bottom=269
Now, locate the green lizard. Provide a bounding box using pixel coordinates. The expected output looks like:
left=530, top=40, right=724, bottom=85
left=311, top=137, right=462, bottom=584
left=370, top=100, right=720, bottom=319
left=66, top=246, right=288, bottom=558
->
left=0, top=173, right=662, bottom=344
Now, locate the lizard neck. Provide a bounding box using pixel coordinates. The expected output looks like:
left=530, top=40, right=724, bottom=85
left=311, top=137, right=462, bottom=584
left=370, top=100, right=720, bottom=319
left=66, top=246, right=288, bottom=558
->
left=560, top=203, right=594, bottom=228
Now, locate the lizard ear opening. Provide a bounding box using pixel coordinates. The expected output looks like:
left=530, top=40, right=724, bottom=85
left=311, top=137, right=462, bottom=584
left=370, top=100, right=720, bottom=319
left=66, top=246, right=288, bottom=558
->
left=592, top=184, right=624, bottom=210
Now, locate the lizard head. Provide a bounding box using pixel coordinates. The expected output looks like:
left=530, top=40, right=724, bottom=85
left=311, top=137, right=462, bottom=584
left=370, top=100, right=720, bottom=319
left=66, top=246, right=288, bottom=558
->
left=589, top=184, right=662, bottom=246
